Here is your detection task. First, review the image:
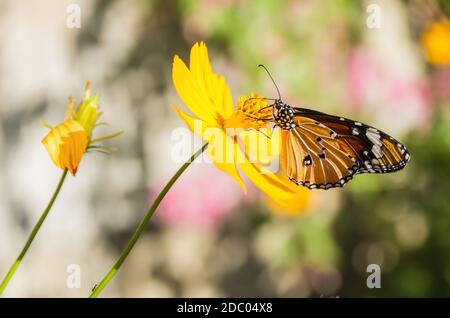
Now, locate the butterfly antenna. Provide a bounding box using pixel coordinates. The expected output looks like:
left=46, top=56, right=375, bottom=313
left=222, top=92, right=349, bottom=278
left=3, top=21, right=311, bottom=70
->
left=258, top=64, right=281, bottom=100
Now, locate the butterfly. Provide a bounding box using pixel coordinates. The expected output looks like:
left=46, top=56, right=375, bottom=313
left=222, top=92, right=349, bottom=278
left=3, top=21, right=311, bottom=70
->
left=255, top=65, right=411, bottom=190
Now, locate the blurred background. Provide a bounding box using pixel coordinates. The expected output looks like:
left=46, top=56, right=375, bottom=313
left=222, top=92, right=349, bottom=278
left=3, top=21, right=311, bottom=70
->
left=0, top=0, right=449, bottom=297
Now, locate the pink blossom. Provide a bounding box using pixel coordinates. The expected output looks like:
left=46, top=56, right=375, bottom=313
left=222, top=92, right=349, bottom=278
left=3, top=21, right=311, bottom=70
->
left=154, top=164, right=255, bottom=230
left=347, top=49, right=433, bottom=134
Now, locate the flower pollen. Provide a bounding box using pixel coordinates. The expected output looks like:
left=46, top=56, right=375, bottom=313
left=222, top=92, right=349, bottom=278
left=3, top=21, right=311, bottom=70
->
left=224, top=94, right=272, bottom=131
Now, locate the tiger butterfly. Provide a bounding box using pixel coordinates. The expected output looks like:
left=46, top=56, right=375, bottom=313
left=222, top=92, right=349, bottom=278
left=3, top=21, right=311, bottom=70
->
left=257, top=65, right=410, bottom=190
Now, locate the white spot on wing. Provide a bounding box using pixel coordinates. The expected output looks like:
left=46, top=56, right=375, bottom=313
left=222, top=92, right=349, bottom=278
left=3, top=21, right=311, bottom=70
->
left=366, top=128, right=383, bottom=148
left=371, top=145, right=384, bottom=159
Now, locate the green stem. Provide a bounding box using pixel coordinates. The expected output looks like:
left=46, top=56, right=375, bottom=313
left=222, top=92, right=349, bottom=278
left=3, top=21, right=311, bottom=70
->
left=89, top=143, right=208, bottom=298
left=0, top=169, right=68, bottom=295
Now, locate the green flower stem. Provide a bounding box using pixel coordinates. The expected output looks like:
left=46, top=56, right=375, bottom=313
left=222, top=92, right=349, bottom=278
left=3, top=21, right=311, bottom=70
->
left=0, top=169, right=69, bottom=295
left=89, top=143, right=208, bottom=298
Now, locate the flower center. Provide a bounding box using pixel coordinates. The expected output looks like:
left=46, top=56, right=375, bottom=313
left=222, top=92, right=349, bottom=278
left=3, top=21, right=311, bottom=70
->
left=224, top=93, right=272, bottom=132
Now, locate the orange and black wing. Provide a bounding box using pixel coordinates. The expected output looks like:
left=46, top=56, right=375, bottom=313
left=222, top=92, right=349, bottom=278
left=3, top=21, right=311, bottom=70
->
left=281, top=108, right=410, bottom=190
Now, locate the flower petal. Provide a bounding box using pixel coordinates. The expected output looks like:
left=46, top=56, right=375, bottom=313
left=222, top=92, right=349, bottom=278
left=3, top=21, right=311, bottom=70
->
left=172, top=104, right=213, bottom=140
left=237, top=129, right=282, bottom=166
left=173, top=55, right=219, bottom=126
left=189, top=42, right=234, bottom=119
left=266, top=175, right=311, bottom=213
left=172, top=105, right=246, bottom=193
left=42, top=120, right=88, bottom=175
left=236, top=144, right=295, bottom=201
left=208, top=132, right=247, bottom=193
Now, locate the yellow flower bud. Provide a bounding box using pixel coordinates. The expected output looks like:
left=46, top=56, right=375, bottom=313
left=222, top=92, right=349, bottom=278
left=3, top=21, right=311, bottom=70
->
left=42, top=120, right=88, bottom=175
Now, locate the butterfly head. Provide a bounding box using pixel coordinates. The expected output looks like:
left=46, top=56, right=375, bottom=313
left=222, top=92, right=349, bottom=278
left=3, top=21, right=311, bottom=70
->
left=273, top=99, right=295, bottom=129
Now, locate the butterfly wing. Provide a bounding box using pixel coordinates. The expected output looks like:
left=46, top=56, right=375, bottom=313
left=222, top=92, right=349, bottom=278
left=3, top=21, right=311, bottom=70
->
left=281, top=108, right=410, bottom=189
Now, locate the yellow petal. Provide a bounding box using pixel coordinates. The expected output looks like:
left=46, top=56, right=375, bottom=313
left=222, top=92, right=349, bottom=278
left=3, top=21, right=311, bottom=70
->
left=173, top=55, right=219, bottom=126
left=42, top=120, right=88, bottom=175
left=266, top=176, right=312, bottom=214
left=207, top=131, right=247, bottom=193
left=189, top=42, right=234, bottom=119
left=173, top=105, right=246, bottom=192
left=236, top=144, right=295, bottom=201
left=238, top=129, right=282, bottom=166
left=172, top=104, right=213, bottom=140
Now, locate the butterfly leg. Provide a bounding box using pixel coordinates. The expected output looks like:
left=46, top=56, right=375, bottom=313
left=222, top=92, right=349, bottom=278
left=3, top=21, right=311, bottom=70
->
left=245, top=114, right=274, bottom=122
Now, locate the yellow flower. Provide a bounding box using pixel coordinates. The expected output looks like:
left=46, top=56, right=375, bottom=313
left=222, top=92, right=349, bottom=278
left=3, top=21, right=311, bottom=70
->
left=42, top=82, right=123, bottom=175
left=421, top=19, right=450, bottom=66
left=265, top=179, right=312, bottom=217
left=42, top=120, right=88, bottom=175
left=172, top=42, right=294, bottom=202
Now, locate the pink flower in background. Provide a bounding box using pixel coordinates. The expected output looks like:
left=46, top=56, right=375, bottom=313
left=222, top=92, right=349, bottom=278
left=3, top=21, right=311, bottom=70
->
left=431, top=67, right=450, bottom=102
left=347, top=51, right=377, bottom=106
left=347, top=49, right=433, bottom=134
left=155, top=164, right=255, bottom=230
